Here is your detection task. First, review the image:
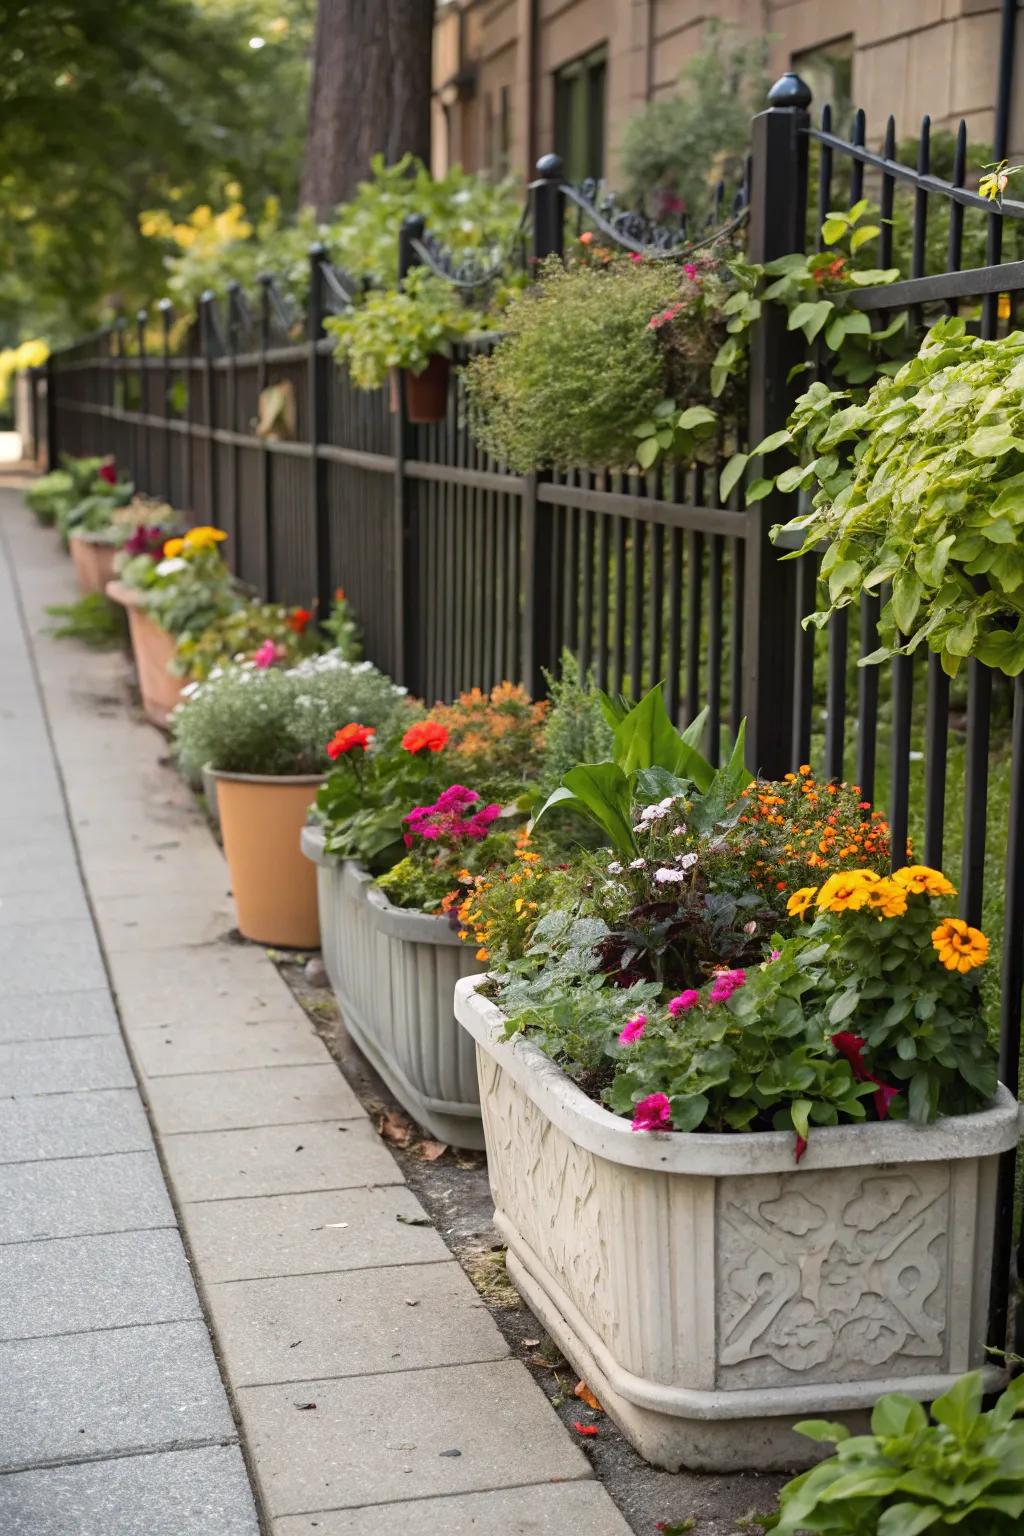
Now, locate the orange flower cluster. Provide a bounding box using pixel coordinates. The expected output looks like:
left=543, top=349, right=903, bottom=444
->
left=737, top=765, right=891, bottom=896
left=427, top=682, right=548, bottom=786
left=446, top=840, right=548, bottom=964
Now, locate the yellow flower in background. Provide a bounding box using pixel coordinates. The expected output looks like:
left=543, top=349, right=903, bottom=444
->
left=183, top=526, right=227, bottom=552
left=861, top=878, right=908, bottom=919
left=816, top=868, right=879, bottom=913
left=162, top=536, right=185, bottom=558
left=893, top=865, right=956, bottom=898
left=932, top=918, right=989, bottom=973
left=786, top=886, right=817, bottom=918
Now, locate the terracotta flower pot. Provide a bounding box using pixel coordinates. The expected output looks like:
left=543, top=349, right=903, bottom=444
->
left=388, top=354, right=450, bottom=424
left=69, top=535, right=117, bottom=596
left=213, top=770, right=322, bottom=948
left=106, top=579, right=185, bottom=729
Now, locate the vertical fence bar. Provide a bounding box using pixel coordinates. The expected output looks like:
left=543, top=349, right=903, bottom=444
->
left=522, top=156, right=565, bottom=696
left=199, top=292, right=218, bottom=529
left=393, top=216, right=423, bottom=690
left=226, top=283, right=242, bottom=572
left=158, top=300, right=173, bottom=503
left=308, top=246, right=332, bottom=619
left=257, top=274, right=274, bottom=598
left=743, top=73, right=811, bottom=777
left=135, top=310, right=148, bottom=492
left=44, top=352, right=58, bottom=471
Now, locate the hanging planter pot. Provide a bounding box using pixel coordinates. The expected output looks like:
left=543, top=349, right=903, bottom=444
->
left=388, top=354, right=450, bottom=424
left=68, top=534, right=117, bottom=597
left=106, top=579, right=185, bottom=729
left=455, top=975, right=1021, bottom=1474
left=301, top=825, right=482, bottom=1146
left=213, top=770, right=322, bottom=948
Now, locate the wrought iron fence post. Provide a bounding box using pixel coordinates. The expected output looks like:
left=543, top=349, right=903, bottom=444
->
left=393, top=214, right=424, bottom=690
left=135, top=309, right=149, bottom=494
left=529, top=154, right=564, bottom=266
left=199, top=291, right=219, bottom=529
left=158, top=299, right=173, bottom=504
left=308, top=246, right=331, bottom=621
left=522, top=154, right=565, bottom=698
left=44, top=353, right=58, bottom=471
left=742, top=73, right=811, bottom=778
left=257, top=274, right=274, bottom=599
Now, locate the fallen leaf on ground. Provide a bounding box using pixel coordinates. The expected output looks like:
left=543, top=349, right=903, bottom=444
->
left=572, top=1421, right=599, bottom=1436
left=377, top=1110, right=415, bottom=1146
left=294, top=1402, right=317, bottom=1411
left=404, top=1298, right=419, bottom=1307
left=396, top=1213, right=432, bottom=1227
left=523, top=1338, right=540, bottom=1349
left=656, top=1522, right=695, bottom=1534
left=574, top=1380, right=603, bottom=1413
left=414, top=1139, right=448, bottom=1161
left=438, top=1448, right=462, bottom=1458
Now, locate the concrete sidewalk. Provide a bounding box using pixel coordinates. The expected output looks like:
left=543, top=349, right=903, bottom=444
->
left=0, top=484, right=632, bottom=1534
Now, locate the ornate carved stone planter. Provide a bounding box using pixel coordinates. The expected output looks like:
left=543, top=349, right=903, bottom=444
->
left=302, top=826, right=483, bottom=1148
left=455, top=974, right=1020, bottom=1473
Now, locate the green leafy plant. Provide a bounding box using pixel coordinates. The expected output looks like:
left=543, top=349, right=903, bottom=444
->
left=770, top=1371, right=1024, bottom=1534
left=172, top=601, right=322, bottom=680
left=119, top=525, right=243, bottom=641
left=171, top=653, right=409, bottom=779
left=26, top=455, right=118, bottom=529
left=767, top=317, right=1024, bottom=676
left=46, top=593, right=127, bottom=648
left=325, top=266, right=479, bottom=390
left=533, top=684, right=751, bottom=858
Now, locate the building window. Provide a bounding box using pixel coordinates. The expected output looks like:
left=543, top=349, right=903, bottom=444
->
left=554, top=45, right=607, bottom=183
left=483, top=86, right=512, bottom=176
left=792, top=37, right=853, bottom=132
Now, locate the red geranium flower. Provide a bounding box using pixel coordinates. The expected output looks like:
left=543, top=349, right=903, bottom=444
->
left=98, top=461, right=117, bottom=485
left=288, top=607, right=313, bottom=634
left=402, top=721, right=449, bottom=755
left=326, top=723, right=375, bottom=759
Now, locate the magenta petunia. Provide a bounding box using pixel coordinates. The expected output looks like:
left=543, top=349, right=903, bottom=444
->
left=618, top=1013, right=646, bottom=1045
left=631, top=1091, right=672, bottom=1133
left=667, top=990, right=700, bottom=1016
left=709, top=968, right=746, bottom=1003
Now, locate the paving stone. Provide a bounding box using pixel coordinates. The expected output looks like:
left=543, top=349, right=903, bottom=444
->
left=111, top=942, right=297, bottom=1027
left=237, top=1360, right=591, bottom=1517
left=0, top=1320, right=236, bottom=1469
left=0, top=988, right=117, bottom=1043
left=162, top=1120, right=402, bottom=1203
left=146, top=1063, right=362, bottom=1135
left=0, top=1229, right=201, bottom=1340
left=273, top=1482, right=634, bottom=1536
left=0, top=1444, right=259, bottom=1536
left=0, top=882, right=87, bottom=928
left=0, top=920, right=107, bottom=996
left=0, top=1089, right=150, bottom=1164
left=0, top=1151, right=174, bottom=1244
left=181, top=1186, right=449, bottom=1282
left=0, top=845, right=83, bottom=898
left=132, top=1016, right=330, bottom=1078
left=0, top=1035, right=134, bottom=1096
left=207, top=1262, right=507, bottom=1386
left=76, top=843, right=222, bottom=901
left=93, top=892, right=236, bottom=951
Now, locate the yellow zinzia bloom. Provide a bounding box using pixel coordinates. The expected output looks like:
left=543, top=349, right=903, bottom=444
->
left=786, top=886, right=817, bottom=918
left=932, top=918, right=988, bottom=973
left=183, top=525, right=228, bottom=551
left=162, top=536, right=185, bottom=558
left=861, top=878, right=908, bottom=919
left=816, top=868, right=879, bottom=913
left=893, top=865, right=956, bottom=898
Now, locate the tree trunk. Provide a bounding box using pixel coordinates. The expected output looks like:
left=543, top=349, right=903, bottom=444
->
left=301, top=0, right=433, bottom=216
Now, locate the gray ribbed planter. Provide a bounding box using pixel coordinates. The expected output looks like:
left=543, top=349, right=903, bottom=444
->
left=455, top=974, right=1021, bottom=1473
left=302, top=826, right=483, bottom=1148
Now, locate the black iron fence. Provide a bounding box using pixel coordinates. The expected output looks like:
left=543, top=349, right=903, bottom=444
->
left=36, top=79, right=1024, bottom=1351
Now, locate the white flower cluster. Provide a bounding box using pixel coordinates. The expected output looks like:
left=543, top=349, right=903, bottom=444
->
left=633, top=795, right=683, bottom=834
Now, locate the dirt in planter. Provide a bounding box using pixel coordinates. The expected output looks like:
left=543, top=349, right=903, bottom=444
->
left=272, top=948, right=787, bottom=1536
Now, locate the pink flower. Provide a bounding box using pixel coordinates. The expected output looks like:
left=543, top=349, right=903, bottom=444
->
left=769, top=949, right=781, bottom=962
left=709, top=968, right=746, bottom=1003
left=683, top=263, right=698, bottom=280
left=253, top=639, right=277, bottom=669
left=629, top=252, right=643, bottom=264
left=668, top=990, right=700, bottom=1016
left=98, top=461, right=117, bottom=485
left=631, top=1092, right=672, bottom=1133
left=618, top=1013, right=646, bottom=1045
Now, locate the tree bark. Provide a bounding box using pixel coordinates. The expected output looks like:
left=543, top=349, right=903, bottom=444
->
left=301, top=0, right=434, bottom=215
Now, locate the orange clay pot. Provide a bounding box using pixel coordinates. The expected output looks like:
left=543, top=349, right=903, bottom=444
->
left=106, top=579, right=185, bottom=729
left=69, top=535, right=117, bottom=597
left=211, top=770, right=322, bottom=948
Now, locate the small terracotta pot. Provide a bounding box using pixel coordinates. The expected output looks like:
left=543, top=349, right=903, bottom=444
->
left=69, top=535, right=117, bottom=597
left=211, top=769, right=322, bottom=948
left=388, top=354, right=450, bottom=423
left=106, top=579, right=185, bottom=729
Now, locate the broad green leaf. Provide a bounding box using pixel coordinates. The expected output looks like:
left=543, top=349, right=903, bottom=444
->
left=790, top=1098, right=812, bottom=1141
left=719, top=452, right=748, bottom=502
left=877, top=1505, right=944, bottom=1536
left=930, top=1370, right=983, bottom=1439
left=613, top=686, right=715, bottom=791
left=677, top=405, right=717, bottom=431
left=745, top=477, right=772, bottom=505
left=821, top=216, right=847, bottom=245
left=636, top=435, right=660, bottom=469
left=891, top=570, right=924, bottom=632
left=559, top=762, right=637, bottom=858
left=793, top=1419, right=850, bottom=1444
left=849, top=223, right=881, bottom=252
left=634, top=420, right=657, bottom=439
left=750, top=429, right=793, bottom=457
left=871, top=1393, right=928, bottom=1439
left=679, top=705, right=710, bottom=750
left=965, top=422, right=1017, bottom=457
left=668, top=1093, right=709, bottom=1132
left=789, top=299, right=833, bottom=342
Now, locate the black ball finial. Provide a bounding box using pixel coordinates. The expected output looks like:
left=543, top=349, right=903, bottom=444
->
left=535, top=153, right=564, bottom=180
left=768, top=72, right=812, bottom=109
